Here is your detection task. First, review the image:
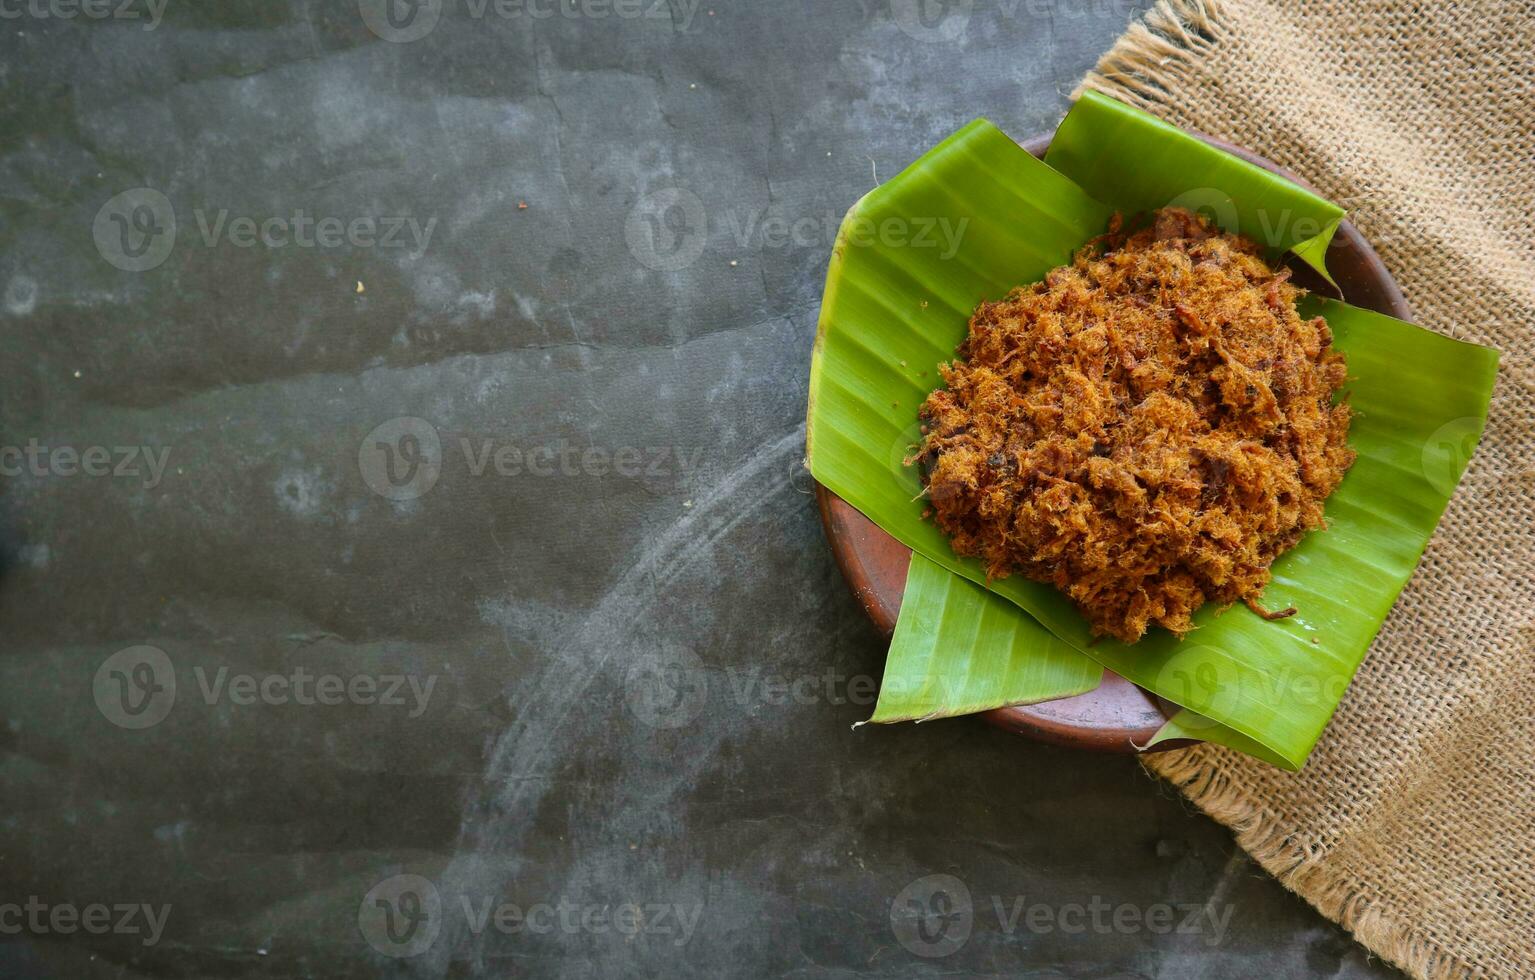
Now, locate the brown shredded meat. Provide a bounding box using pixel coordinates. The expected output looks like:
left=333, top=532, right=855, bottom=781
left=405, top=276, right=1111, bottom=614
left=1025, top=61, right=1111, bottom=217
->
left=911, top=207, right=1355, bottom=643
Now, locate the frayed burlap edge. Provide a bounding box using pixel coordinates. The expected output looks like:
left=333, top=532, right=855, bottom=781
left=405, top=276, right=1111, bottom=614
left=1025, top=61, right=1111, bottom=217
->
left=1148, top=750, right=1483, bottom=980
left=1080, top=3, right=1492, bottom=979
left=1072, top=0, right=1223, bottom=107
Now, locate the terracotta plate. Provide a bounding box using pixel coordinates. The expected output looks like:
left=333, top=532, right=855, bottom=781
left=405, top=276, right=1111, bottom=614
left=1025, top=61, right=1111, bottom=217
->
left=816, top=131, right=1412, bottom=753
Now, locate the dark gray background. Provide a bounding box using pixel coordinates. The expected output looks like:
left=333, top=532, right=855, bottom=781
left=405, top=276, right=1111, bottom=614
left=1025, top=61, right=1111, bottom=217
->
left=0, top=0, right=1402, bottom=976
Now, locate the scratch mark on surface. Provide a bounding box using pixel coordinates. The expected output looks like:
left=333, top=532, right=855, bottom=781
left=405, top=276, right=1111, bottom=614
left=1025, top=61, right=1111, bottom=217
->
left=423, top=423, right=808, bottom=972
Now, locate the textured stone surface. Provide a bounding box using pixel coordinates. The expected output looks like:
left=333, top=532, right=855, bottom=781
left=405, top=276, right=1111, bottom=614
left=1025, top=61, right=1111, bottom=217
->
left=0, top=1, right=1400, bottom=976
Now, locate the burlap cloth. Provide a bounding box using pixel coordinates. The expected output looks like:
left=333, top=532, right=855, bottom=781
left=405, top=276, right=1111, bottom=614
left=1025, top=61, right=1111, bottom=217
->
left=1076, top=2, right=1535, bottom=977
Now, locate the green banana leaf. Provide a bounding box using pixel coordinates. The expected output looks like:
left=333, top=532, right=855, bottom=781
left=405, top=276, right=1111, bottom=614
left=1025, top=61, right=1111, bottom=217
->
left=868, top=553, right=1102, bottom=723
left=1143, top=708, right=1295, bottom=770
left=809, top=93, right=1499, bottom=768
left=1044, top=92, right=1345, bottom=283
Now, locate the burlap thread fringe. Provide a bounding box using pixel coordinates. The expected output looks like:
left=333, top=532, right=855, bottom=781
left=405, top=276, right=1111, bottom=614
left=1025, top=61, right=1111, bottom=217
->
left=1074, top=0, right=1223, bottom=109
left=1150, top=751, right=1483, bottom=980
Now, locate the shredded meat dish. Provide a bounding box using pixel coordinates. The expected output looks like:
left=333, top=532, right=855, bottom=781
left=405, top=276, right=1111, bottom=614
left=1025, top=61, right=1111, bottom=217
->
left=912, top=208, right=1355, bottom=643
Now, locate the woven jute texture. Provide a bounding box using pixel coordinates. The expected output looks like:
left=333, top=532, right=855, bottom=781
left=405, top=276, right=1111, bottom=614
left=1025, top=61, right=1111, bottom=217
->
left=1079, top=2, right=1534, bottom=977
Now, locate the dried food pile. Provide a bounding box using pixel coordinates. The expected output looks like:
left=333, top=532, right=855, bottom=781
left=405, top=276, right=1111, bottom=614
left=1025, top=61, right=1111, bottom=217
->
left=912, top=208, right=1355, bottom=643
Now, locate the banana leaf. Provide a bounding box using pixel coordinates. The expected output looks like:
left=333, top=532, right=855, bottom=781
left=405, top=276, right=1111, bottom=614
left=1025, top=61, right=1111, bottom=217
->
left=1044, top=92, right=1345, bottom=283
left=868, top=553, right=1102, bottom=723
left=1144, top=708, right=1294, bottom=770
left=808, top=93, right=1499, bottom=768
